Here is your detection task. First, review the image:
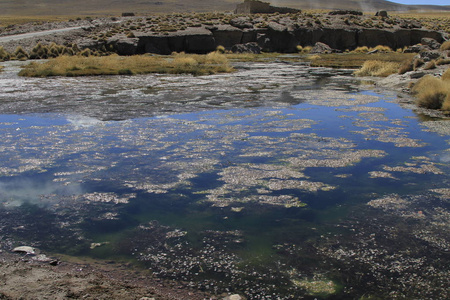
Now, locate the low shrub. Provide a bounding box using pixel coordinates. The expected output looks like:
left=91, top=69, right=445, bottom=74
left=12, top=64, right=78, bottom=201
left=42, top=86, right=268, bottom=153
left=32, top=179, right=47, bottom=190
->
left=398, top=60, right=413, bottom=74
left=352, top=46, right=369, bottom=53
left=442, top=68, right=450, bottom=81
left=296, top=45, right=312, bottom=53
left=412, top=58, right=424, bottom=69
left=440, top=40, right=450, bottom=51
left=216, top=45, right=225, bottom=54
left=0, top=46, right=11, bottom=61
left=436, top=58, right=450, bottom=66
left=373, top=45, right=393, bottom=53
left=354, top=60, right=400, bottom=77
left=14, top=46, right=28, bottom=60
left=412, top=74, right=450, bottom=110
left=423, top=60, right=436, bottom=70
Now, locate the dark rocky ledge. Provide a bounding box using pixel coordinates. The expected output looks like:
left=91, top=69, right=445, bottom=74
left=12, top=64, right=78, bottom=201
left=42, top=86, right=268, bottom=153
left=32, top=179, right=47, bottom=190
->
left=0, top=13, right=448, bottom=56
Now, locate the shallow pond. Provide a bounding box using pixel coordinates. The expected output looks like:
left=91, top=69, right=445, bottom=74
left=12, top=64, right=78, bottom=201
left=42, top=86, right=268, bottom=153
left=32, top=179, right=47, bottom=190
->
left=0, top=60, right=449, bottom=299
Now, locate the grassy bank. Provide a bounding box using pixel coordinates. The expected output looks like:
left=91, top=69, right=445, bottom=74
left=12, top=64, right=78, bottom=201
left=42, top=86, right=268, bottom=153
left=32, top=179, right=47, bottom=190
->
left=308, top=52, right=415, bottom=69
left=412, top=69, right=450, bottom=111
left=18, top=52, right=234, bottom=77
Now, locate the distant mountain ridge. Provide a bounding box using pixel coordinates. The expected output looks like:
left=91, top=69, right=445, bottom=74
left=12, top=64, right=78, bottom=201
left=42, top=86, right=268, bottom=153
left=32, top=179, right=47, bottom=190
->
left=0, top=0, right=449, bottom=16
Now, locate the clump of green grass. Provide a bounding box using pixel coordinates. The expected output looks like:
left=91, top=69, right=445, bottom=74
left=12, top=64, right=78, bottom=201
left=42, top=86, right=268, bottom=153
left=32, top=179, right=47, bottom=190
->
left=354, top=60, right=400, bottom=77
left=19, top=52, right=234, bottom=77
left=412, top=71, right=450, bottom=110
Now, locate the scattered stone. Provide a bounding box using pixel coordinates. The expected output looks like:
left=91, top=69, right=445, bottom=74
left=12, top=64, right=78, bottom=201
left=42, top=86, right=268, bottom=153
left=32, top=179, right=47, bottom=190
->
left=404, top=44, right=432, bottom=53
left=229, top=17, right=253, bottom=29
left=375, top=11, right=388, bottom=18
left=310, top=42, right=333, bottom=54
left=421, top=37, right=441, bottom=50
left=12, top=246, right=36, bottom=255
left=420, top=50, right=443, bottom=61
left=31, top=254, right=53, bottom=263
left=223, top=294, right=245, bottom=300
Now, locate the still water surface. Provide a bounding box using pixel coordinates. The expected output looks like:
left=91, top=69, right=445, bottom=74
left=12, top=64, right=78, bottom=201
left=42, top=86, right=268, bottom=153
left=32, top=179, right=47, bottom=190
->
left=0, top=60, right=449, bottom=299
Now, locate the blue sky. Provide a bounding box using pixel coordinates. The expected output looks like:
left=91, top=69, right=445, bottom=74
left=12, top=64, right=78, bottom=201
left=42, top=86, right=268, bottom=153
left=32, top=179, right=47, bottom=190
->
left=389, top=0, right=449, bottom=5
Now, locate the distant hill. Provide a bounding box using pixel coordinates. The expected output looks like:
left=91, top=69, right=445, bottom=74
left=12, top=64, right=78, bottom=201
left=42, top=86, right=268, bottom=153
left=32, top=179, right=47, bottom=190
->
left=1, top=0, right=449, bottom=16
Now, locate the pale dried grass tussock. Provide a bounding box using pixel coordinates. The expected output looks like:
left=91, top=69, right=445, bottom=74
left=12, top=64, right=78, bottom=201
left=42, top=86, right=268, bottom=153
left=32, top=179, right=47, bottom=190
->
left=18, top=52, right=234, bottom=77
left=412, top=69, right=450, bottom=111
left=353, top=60, right=400, bottom=77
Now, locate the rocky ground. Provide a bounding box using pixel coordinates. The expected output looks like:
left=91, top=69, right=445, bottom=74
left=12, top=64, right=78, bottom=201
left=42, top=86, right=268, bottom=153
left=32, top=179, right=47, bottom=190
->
left=0, top=11, right=448, bottom=55
left=0, top=10, right=449, bottom=300
left=0, top=248, right=221, bottom=300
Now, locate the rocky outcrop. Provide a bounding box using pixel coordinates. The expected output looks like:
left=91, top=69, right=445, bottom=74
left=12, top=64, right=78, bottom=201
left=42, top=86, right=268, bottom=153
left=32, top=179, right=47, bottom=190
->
left=134, top=27, right=216, bottom=55
left=310, top=42, right=335, bottom=54
left=231, top=42, right=261, bottom=53
left=134, top=26, right=445, bottom=55
left=235, top=0, right=300, bottom=14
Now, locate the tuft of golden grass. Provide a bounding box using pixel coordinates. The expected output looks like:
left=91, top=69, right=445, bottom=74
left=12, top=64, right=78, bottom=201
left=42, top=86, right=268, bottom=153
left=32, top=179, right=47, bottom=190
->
left=441, top=41, right=450, bottom=51
left=310, top=53, right=414, bottom=69
left=442, top=68, right=450, bottom=81
left=296, top=45, right=312, bottom=54
left=0, top=46, right=11, bottom=61
left=412, top=72, right=450, bottom=110
left=354, top=60, right=400, bottom=77
left=18, top=52, right=234, bottom=77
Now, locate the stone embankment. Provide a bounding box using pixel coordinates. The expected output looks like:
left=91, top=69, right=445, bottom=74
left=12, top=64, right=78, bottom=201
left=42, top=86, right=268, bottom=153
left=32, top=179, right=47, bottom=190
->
left=0, top=12, right=448, bottom=56
left=104, top=20, right=446, bottom=55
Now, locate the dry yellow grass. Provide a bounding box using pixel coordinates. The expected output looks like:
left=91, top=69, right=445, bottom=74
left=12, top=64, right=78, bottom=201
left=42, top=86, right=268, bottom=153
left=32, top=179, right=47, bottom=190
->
left=19, top=52, right=234, bottom=77
left=442, top=68, right=450, bottom=81
left=0, top=16, right=72, bottom=27
left=441, top=41, right=450, bottom=51
left=353, top=60, right=400, bottom=77
left=412, top=72, right=450, bottom=110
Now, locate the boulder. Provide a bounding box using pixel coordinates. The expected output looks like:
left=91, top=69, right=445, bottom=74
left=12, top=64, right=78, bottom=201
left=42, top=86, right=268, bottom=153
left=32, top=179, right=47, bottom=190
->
left=404, top=44, right=432, bottom=53
left=12, top=246, right=36, bottom=255
left=421, top=37, right=441, bottom=50
left=310, top=42, right=333, bottom=54
left=231, top=42, right=261, bottom=54
left=230, top=17, right=253, bottom=29
left=263, top=22, right=297, bottom=52
left=211, top=25, right=243, bottom=48
left=420, top=50, right=443, bottom=61
left=223, top=295, right=245, bottom=300
left=375, top=11, right=388, bottom=18
left=177, top=27, right=216, bottom=53
left=108, top=37, right=139, bottom=55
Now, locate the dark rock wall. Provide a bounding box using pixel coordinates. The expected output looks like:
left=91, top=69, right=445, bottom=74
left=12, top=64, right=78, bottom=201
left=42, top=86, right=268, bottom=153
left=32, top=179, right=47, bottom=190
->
left=108, top=26, right=447, bottom=55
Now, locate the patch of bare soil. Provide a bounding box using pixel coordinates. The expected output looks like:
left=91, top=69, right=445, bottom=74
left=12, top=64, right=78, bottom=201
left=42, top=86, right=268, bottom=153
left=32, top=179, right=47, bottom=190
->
left=0, top=250, right=214, bottom=300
